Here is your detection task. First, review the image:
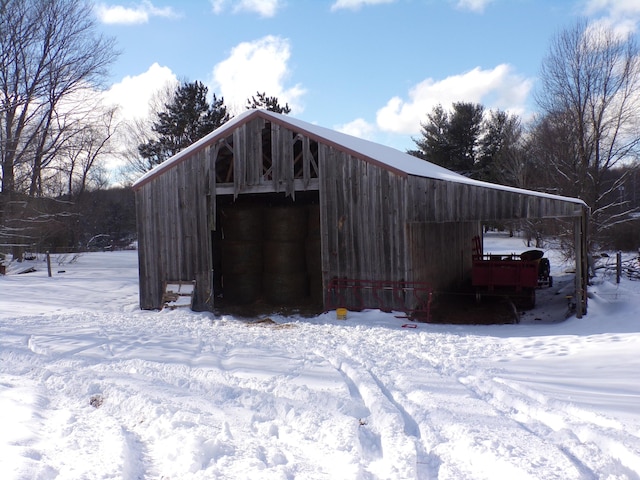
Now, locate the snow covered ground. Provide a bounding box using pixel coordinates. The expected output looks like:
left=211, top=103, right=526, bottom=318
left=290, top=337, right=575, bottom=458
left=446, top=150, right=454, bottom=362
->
left=1, top=233, right=639, bottom=479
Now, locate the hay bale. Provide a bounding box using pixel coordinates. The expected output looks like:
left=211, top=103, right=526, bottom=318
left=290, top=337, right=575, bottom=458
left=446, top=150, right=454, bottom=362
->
left=263, top=272, right=308, bottom=305
left=263, top=241, right=306, bottom=274
left=221, top=240, right=262, bottom=275
left=221, top=205, right=263, bottom=241
left=308, top=273, right=324, bottom=305
left=307, top=204, right=321, bottom=238
left=305, top=237, right=322, bottom=274
left=264, top=206, right=307, bottom=241
left=223, top=272, right=262, bottom=304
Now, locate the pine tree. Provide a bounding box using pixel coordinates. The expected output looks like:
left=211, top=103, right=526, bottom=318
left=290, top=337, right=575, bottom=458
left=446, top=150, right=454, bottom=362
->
left=477, top=110, right=525, bottom=185
left=447, top=102, right=484, bottom=174
left=409, top=102, right=483, bottom=176
left=138, top=81, right=229, bottom=169
left=408, top=104, right=449, bottom=163
left=246, top=92, right=291, bottom=114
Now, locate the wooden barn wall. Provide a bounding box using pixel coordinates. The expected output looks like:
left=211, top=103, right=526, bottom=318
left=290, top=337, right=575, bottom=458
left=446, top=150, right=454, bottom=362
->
left=136, top=148, right=213, bottom=310
left=232, top=118, right=265, bottom=194
left=402, top=175, right=580, bottom=293
left=271, top=122, right=295, bottom=196
left=137, top=117, right=323, bottom=311
left=318, top=146, right=408, bottom=305
left=306, top=144, right=582, bottom=305
left=406, top=176, right=580, bottom=223
left=407, top=221, right=480, bottom=292
left=136, top=114, right=585, bottom=312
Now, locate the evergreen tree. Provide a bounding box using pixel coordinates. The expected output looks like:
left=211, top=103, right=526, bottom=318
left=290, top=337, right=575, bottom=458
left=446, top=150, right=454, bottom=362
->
left=138, top=81, right=230, bottom=169
left=447, top=102, right=484, bottom=174
left=477, top=110, right=526, bottom=185
left=246, top=92, right=291, bottom=114
left=408, top=104, right=449, bottom=163
left=409, top=102, right=483, bottom=176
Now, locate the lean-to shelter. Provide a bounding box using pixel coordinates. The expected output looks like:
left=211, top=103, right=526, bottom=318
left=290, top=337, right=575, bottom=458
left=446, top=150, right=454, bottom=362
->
left=132, top=109, right=589, bottom=317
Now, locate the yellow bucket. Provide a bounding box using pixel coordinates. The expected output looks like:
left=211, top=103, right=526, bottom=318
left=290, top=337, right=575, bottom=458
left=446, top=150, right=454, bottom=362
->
left=336, top=308, right=348, bottom=320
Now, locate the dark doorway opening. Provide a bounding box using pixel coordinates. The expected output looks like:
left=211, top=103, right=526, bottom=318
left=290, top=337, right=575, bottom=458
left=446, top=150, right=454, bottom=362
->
left=212, top=191, right=322, bottom=316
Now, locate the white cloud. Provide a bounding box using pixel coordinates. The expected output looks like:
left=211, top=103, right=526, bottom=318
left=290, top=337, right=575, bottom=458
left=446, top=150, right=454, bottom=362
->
left=335, top=118, right=376, bottom=140
left=211, top=0, right=282, bottom=17
left=585, top=0, right=640, bottom=16
left=210, top=0, right=224, bottom=14
left=454, top=0, right=494, bottom=13
left=102, top=63, right=178, bottom=120
left=96, top=1, right=179, bottom=25
left=100, top=64, right=178, bottom=177
left=330, top=0, right=396, bottom=12
left=331, top=0, right=492, bottom=14
left=584, top=0, right=640, bottom=37
left=210, top=36, right=305, bottom=114
left=376, top=64, right=532, bottom=135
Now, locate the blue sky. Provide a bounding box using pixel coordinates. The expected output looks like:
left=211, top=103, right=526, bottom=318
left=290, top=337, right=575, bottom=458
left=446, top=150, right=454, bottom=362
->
left=96, top=0, right=640, bottom=153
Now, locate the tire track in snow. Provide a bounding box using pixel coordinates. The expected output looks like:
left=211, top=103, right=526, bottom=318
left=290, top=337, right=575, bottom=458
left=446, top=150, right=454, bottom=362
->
left=322, top=351, right=432, bottom=480
left=333, top=358, right=382, bottom=466
left=462, top=373, right=640, bottom=478
left=318, top=328, right=578, bottom=479
left=11, top=331, right=161, bottom=478
left=16, top=365, right=152, bottom=479
left=402, top=344, right=588, bottom=479
left=366, top=369, right=440, bottom=480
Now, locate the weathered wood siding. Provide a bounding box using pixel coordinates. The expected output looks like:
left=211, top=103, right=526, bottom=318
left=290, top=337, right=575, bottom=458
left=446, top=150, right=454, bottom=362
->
left=135, top=111, right=587, bottom=312
left=136, top=117, right=322, bottom=310
left=402, top=176, right=579, bottom=293
left=316, top=147, right=486, bottom=301
left=406, top=176, right=581, bottom=223
left=136, top=147, right=213, bottom=310
left=407, top=221, right=480, bottom=291
left=318, top=145, right=408, bottom=307
left=232, top=118, right=265, bottom=193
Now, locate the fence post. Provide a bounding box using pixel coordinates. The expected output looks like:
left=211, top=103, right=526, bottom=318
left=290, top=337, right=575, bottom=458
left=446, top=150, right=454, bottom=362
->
left=46, top=251, right=52, bottom=277
left=616, top=251, right=622, bottom=284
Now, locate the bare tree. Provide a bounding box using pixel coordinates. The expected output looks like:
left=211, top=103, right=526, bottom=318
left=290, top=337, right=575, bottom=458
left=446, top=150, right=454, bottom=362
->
left=535, top=19, right=640, bottom=245
left=52, top=104, right=119, bottom=198
left=0, top=0, right=116, bottom=193
left=117, top=81, right=177, bottom=183
left=0, top=0, right=117, bottom=253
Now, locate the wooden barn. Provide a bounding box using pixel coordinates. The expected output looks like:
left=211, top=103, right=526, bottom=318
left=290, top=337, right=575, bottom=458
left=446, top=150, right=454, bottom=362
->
left=132, top=109, right=589, bottom=318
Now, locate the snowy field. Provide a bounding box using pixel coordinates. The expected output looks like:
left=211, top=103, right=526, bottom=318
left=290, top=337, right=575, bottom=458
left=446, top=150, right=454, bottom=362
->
left=1, top=233, right=640, bottom=479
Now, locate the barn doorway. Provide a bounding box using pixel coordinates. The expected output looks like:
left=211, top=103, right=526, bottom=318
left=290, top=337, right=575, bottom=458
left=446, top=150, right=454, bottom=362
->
left=212, top=192, right=322, bottom=314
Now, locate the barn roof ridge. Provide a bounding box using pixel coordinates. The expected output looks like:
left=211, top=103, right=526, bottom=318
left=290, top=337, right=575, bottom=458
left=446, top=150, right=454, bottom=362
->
left=131, top=109, right=586, bottom=207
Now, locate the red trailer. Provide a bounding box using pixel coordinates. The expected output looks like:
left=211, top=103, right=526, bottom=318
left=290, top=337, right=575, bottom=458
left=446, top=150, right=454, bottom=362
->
left=471, top=236, right=551, bottom=308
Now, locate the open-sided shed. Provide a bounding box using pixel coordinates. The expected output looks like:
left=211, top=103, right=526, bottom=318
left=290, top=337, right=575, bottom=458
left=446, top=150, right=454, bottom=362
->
left=132, top=109, right=589, bottom=317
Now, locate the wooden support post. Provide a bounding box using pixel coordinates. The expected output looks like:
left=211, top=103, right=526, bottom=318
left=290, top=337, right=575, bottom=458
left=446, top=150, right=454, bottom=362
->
left=46, top=251, right=52, bottom=277
left=574, top=217, right=584, bottom=318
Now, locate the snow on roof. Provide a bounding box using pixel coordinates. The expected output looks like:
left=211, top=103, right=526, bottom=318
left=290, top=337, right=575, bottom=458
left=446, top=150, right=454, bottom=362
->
left=132, top=109, right=586, bottom=207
